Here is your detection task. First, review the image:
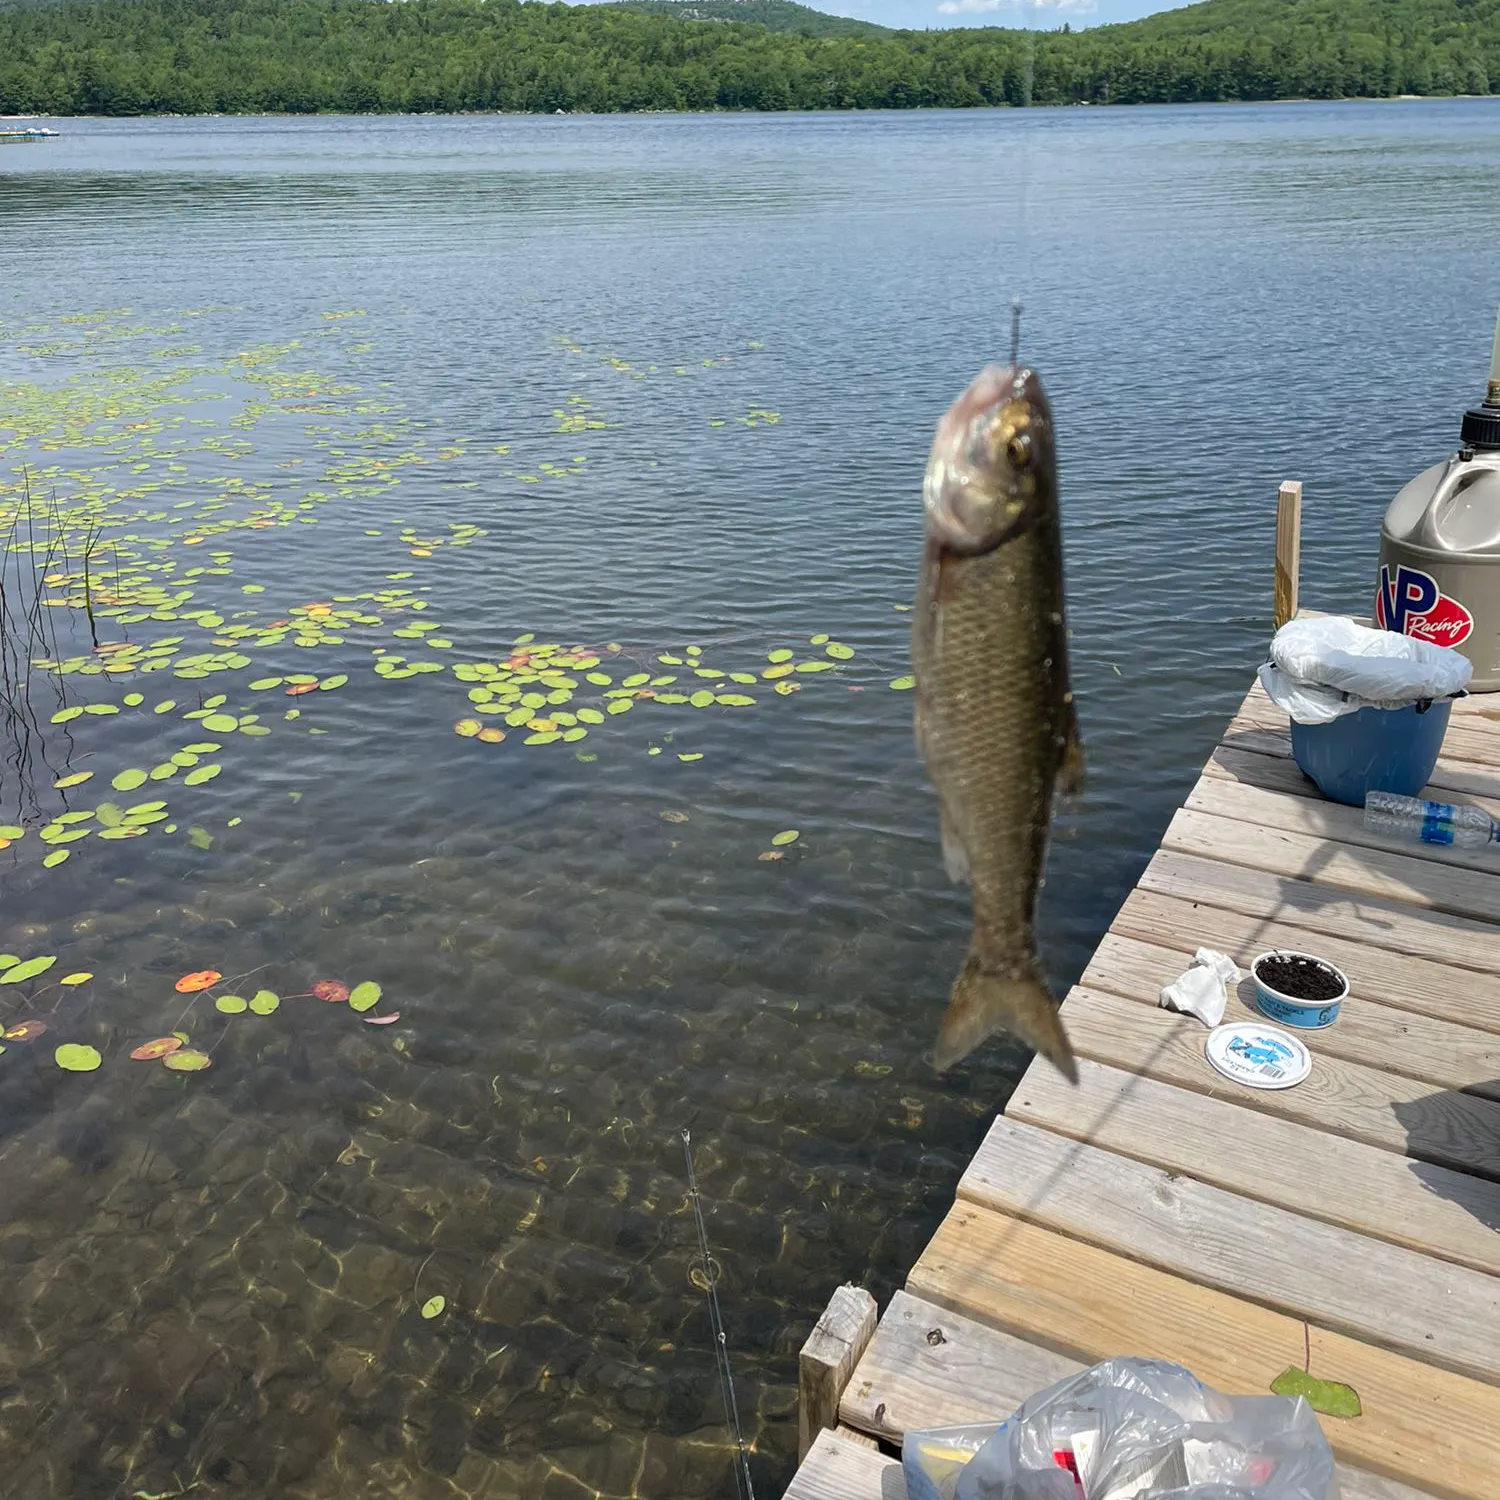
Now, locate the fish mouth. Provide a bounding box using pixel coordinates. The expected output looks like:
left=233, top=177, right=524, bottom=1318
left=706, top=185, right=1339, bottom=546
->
left=923, top=364, right=1048, bottom=555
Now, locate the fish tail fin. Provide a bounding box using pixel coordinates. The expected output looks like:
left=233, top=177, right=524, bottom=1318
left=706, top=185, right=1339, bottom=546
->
left=932, top=953, right=1078, bottom=1083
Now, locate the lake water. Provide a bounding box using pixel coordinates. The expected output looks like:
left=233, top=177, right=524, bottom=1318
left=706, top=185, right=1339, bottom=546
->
left=1, top=100, right=1498, bottom=1499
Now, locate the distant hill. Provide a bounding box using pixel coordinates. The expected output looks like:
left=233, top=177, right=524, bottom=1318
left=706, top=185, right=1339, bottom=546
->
left=0, top=0, right=1495, bottom=113
left=609, top=0, right=890, bottom=38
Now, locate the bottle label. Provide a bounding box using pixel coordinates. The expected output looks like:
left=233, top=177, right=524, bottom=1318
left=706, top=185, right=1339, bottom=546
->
left=1420, top=804, right=1457, bottom=845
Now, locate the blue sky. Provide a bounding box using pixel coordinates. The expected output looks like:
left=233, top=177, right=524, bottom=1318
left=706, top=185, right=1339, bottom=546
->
left=814, top=0, right=1197, bottom=30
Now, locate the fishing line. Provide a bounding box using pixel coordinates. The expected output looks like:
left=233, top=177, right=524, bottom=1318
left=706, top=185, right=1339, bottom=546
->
left=1009, top=0, right=1040, bottom=368
left=681, top=1128, right=756, bottom=1500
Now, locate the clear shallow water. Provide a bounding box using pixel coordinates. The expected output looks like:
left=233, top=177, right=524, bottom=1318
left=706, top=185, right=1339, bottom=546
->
left=1, top=101, right=1498, bottom=1500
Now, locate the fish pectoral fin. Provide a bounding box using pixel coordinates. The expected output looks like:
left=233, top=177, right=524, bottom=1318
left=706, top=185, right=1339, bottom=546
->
left=932, top=954, right=1078, bottom=1083
left=938, top=798, right=971, bottom=884
left=1056, top=698, right=1085, bottom=796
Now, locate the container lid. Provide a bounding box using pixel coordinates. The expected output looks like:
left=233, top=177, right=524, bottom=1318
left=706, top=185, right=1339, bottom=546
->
left=1205, top=1022, right=1311, bottom=1090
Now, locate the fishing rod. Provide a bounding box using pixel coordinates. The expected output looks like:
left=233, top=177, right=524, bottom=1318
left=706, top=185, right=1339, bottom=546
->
left=681, top=1128, right=756, bottom=1500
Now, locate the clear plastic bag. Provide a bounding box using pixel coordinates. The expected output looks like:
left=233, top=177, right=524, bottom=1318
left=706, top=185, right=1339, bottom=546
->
left=1258, top=615, right=1471, bottom=725
left=902, top=1358, right=1338, bottom=1500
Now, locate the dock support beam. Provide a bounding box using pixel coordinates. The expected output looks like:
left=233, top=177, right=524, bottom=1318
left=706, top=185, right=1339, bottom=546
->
left=797, top=1283, right=877, bottom=1460
left=1275, top=479, right=1302, bottom=629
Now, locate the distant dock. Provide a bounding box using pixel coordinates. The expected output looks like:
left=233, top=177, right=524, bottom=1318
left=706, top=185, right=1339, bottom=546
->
left=0, top=127, right=59, bottom=145
left=785, top=486, right=1500, bottom=1500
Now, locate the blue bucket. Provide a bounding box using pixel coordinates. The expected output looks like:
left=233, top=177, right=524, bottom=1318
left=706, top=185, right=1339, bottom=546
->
left=1289, top=700, right=1451, bottom=807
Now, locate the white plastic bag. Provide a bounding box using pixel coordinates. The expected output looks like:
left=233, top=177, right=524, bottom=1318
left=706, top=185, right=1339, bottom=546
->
left=1257, top=616, right=1471, bottom=725
left=902, top=1358, right=1338, bottom=1500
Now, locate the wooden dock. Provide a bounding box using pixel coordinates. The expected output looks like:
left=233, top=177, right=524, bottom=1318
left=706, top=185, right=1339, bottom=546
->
left=784, top=671, right=1500, bottom=1500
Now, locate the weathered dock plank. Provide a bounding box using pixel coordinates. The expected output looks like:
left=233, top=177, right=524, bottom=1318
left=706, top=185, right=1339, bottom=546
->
left=1108, top=886, right=1500, bottom=1035
left=841, top=1292, right=1442, bottom=1500
left=1082, top=930, right=1500, bottom=1097
left=907, top=1202, right=1500, bottom=1497
left=1007, top=1058, right=1500, bottom=1277
left=958, top=1117, right=1500, bottom=1383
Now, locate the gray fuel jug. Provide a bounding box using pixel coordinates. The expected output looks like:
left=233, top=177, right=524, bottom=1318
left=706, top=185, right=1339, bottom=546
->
left=1377, top=310, right=1500, bottom=689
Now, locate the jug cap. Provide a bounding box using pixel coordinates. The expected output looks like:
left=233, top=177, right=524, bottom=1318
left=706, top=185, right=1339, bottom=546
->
left=1462, top=308, right=1500, bottom=451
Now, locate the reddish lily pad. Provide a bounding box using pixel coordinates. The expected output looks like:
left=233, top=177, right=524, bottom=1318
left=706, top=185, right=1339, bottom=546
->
left=131, top=1036, right=184, bottom=1061
left=312, top=980, right=349, bottom=1003
left=175, top=970, right=222, bottom=993
left=3, top=1020, right=48, bottom=1042
left=363, top=1011, right=401, bottom=1025
left=286, top=683, right=319, bottom=696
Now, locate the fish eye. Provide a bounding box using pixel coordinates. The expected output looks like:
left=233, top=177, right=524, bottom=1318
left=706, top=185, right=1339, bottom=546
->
left=1005, top=434, right=1032, bottom=469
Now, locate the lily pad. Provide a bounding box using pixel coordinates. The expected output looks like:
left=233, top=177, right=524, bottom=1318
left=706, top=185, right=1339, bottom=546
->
left=55, top=1044, right=102, bottom=1073
left=825, top=642, right=855, bottom=660
left=3, top=1020, right=48, bottom=1041
left=112, top=769, right=149, bottom=792
left=689, top=690, right=715, bottom=708
left=363, top=1011, right=401, bottom=1025
left=131, top=1037, right=183, bottom=1060
left=249, top=989, right=280, bottom=1015
left=59, top=973, right=93, bottom=986
left=162, top=1049, right=212, bottom=1072
left=453, top=719, right=482, bottom=738
left=1270, top=1367, right=1362, bottom=1418
left=0, top=955, right=57, bottom=984
left=187, top=826, right=214, bottom=850
left=249, top=677, right=283, bottom=690
left=54, top=772, right=94, bottom=789
left=214, top=994, right=248, bottom=1014
left=771, top=829, right=800, bottom=846
left=319, top=675, right=348, bottom=690
left=312, top=980, right=349, bottom=1003
left=477, top=727, right=506, bottom=743
left=175, top=970, right=222, bottom=993
left=183, top=765, right=222, bottom=785
left=202, top=714, right=239, bottom=733
left=767, top=648, right=794, bottom=663
left=889, top=676, right=915, bottom=691
left=715, top=694, right=756, bottom=707
left=43, top=850, right=72, bottom=868
left=421, top=1296, right=446, bottom=1319
left=348, top=980, right=382, bottom=1013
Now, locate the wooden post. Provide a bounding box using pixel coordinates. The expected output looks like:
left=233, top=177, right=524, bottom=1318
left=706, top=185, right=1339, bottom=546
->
left=797, top=1283, right=878, bottom=1459
left=1274, top=480, right=1302, bottom=629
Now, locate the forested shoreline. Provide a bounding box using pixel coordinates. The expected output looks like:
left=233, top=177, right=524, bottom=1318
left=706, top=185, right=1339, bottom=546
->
left=0, top=0, right=1495, bottom=116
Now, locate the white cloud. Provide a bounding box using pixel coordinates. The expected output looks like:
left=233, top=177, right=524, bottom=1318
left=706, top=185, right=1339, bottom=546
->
left=937, top=0, right=1098, bottom=14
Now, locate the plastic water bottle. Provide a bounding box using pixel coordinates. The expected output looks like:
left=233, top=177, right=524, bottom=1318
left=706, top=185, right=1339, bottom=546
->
left=1363, top=789, right=1498, bottom=848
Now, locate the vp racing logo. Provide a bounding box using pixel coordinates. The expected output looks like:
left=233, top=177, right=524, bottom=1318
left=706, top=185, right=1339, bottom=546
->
left=1375, top=563, right=1474, bottom=647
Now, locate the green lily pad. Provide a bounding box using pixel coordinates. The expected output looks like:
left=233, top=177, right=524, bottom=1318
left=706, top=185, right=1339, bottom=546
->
left=1270, top=1367, right=1362, bottom=1418
left=689, top=690, right=715, bottom=708
left=183, top=765, right=222, bottom=786
left=810, top=633, right=830, bottom=645
left=154, top=700, right=177, bottom=714
left=421, top=1296, right=446, bottom=1319
left=825, top=642, right=855, bottom=660
left=767, top=649, right=794, bottom=664
left=84, top=703, right=120, bottom=716
left=187, top=826, right=214, bottom=850
left=163, top=1048, right=212, bottom=1072
left=54, top=772, right=93, bottom=789
left=43, top=850, right=70, bottom=868
left=55, top=1043, right=102, bottom=1073
left=678, top=752, right=703, bottom=762
left=0, top=955, right=57, bottom=984
left=112, top=769, right=148, bottom=792
left=795, top=660, right=834, bottom=673
left=249, top=989, right=280, bottom=1015
left=889, top=676, right=915, bottom=691
left=319, top=675, right=348, bottom=690
left=715, top=694, right=756, bottom=707
left=348, top=980, right=382, bottom=1013
left=240, top=724, right=272, bottom=737
left=202, top=714, right=238, bottom=733
left=214, top=995, right=248, bottom=1014
left=123, top=692, right=145, bottom=706
left=51, top=706, right=84, bottom=724
left=771, top=830, right=800, bottom=847
left=607, top=700, right=632, bottom=715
